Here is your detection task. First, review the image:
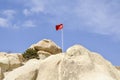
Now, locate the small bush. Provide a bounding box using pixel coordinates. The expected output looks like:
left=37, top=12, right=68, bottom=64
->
left=22, top=48, right=39, bottom=60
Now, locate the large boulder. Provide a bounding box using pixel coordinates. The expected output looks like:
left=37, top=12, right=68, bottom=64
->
left=30, top=39, right=62, bottom=54
left=62, top=45, right=120, bottom=80
left=36, top=45, right=120, bottom=80
left=3, top=59, right=41, bottom=80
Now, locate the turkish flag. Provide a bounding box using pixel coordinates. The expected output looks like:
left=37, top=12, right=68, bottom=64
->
left=56, top=24, right=63, bottom=31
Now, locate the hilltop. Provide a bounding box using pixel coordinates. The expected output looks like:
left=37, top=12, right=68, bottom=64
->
left=0, top=39, right=120, bottom=80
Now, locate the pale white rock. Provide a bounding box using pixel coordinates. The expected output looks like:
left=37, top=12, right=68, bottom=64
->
left=36, top=45, right=120, bottom=80
left=66, top=45, right=90, bottom=56
left=30, top=39, right=62, bottom=54
left=0, top=52, right=7, bottom=56
left=0, top=52, right=23, bottom=72
left=0, top=67, right=4, bottom=80
left=3, top=71, right=10, bottom=78
left=0, top=52, right=9, bottom=72
left=2, top=45, right=120, bottom=80
left=6, top=54, right=23, bottom=71
left=37, top=50, right=51, bottom=59
left=36, top=54, right=64, bottom=80
left=17, top=54, right=24, bottom=63
left=3, top=59, right=41, bottom=80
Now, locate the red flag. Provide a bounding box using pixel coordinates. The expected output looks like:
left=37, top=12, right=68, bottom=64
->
left=56, top=24, right=63, bottom=31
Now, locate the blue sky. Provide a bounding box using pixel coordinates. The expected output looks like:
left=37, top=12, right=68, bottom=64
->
left=0, top=0, right=120, bottom=65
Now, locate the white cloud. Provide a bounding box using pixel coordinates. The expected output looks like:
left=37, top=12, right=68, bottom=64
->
left=3, top=10, right=16, bottom=19
left=75, top=0, right=120, bottom=36
left=23, top=9, right=31, bottom=16
left=23, top=0, right=120, bottom=38
left=0, top=9, right=36, bottom=29
left=0, top=18, right=9, bottom=27
left=1, top=0, right=120, bottom=38
left=22, top=20, right=36, bottom=27
left=0, top=10, right=16, bottom=28
left=23, top=0, right=72, bottom=16
left=23, top=0, right=44, bottom=15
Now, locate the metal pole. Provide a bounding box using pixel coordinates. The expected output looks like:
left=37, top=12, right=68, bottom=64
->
left=61, top=29, right=64, bottom=52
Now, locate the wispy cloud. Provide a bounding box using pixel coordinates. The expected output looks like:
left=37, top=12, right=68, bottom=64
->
left=0, top=10, right=16, bottom=28
left=0, top=18, right=9, bottom=27
left=75, top=0, right=120, bottom=36
left=0, top=9, right=36, bottom=29
left=23, top=0, right=120, bottom=38
left=22, top=20, right=36, bottom=27
left=1, top=0, right=120, bottom=38
left=23, top=0, right=44, bottom=16
left=23, top=9, right=31, bottom=16
left=2, top=10, right=16, bottom=19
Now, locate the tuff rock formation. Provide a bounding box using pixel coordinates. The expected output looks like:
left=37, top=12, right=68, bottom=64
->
left=2, top=44, right=120, bottom=80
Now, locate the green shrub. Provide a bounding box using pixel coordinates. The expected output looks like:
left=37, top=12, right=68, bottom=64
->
left=22, top=48, right=39, bottom=60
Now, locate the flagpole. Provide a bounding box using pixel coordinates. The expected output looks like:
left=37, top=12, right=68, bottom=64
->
left=61, top=29, right=64, bottom=52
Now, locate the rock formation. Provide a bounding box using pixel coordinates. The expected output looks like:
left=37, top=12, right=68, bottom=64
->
left=0, top=39, right=120, bottom=80
left=3, top=59, right=40, bottom=80
left=0, top=67, right=4, bottom=80
left=0, top=52, right=24, bottom=80
left=29, top=39, right=62, bottom=59
left=36, top=45, right=120, bottom=80
left=116, top=66, right=120, bottom=71
left=0, top=52, right=23, bottom=72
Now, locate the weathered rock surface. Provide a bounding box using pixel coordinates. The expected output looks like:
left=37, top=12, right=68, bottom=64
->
left=0, top=52, right=23, bottom=72
left=30, top=39, right=62, bottom=54
left=36, top=45, right=120, bottom=80
left=116, top=66, right=120, bottom=71
left=37, top=51, right=51, bottom=59
left=36, top=54, right=64, bottom=80
left=6, top=54, right=23, bottom=71
left=0, top=67, right=4, bottom=80
left=62, top=45, right=120, bottom=80
left=3, top=59, right=40, bottom=80
left=2, top=45, right=120, bottom=80
left=0, top=52, right=9, bottom=72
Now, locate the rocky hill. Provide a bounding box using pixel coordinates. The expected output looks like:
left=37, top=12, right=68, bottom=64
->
left=0, top=39, right=120, bottom=80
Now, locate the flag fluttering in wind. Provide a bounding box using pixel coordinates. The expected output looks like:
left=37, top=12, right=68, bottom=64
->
left=55, top=23, right=64, bottom=52
left=56, top=24, right=63, bottom=31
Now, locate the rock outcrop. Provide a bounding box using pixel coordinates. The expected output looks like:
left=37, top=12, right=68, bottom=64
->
left=0, top=67, right=4, bottom=80
left=36, top=45, right=120, bottom=80
left=36, top=54, right=64, bottom=80
left=3, top=59, right=40, bottom=80
left=1, top=39, right=120, bottom=80
left=29, top=39, right=62, bottom=59
left=0, top=52, right=9, bottom=72
left=0, top=52, right=23, bottom=72
left=3, top=45, right=120, bottom=80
